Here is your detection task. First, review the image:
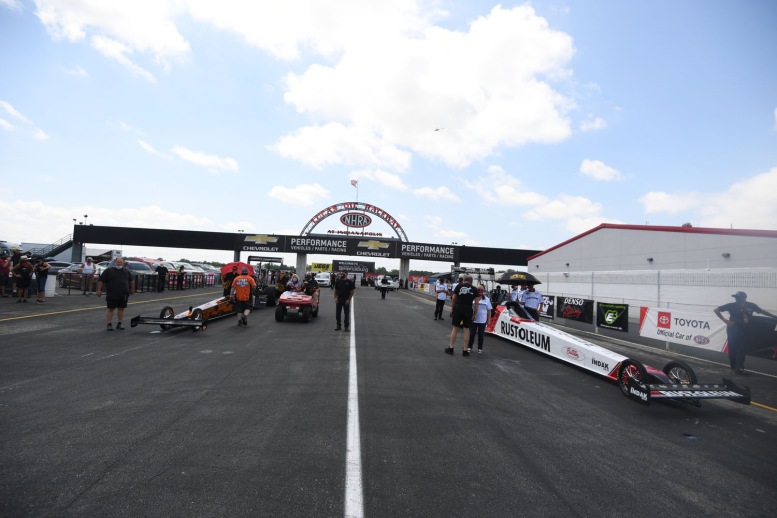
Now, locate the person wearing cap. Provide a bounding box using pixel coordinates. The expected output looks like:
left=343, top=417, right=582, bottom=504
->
left=230, top=266, right=256, bottom=326
left=12, top=255, right=34, bottom=303
left=79, top=257, right=97, bottom=295
left=714, top=291, right=777, bottom=374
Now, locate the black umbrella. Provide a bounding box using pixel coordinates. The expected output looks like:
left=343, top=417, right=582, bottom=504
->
left=497, top=271, right=541, bottom=286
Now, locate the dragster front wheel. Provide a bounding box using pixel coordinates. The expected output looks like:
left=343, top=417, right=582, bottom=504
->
left=275, top=305, right=285, bottom=322
left=159, top=306, right=174, bottom=330
left=191, top=308, right=204, bottom=332
left=617, top=359, right=648, bottom=398
left=662, top=360, right=697, bottom=385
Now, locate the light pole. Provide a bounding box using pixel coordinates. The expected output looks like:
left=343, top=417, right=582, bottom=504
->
left=84, top=214, right=88, bottom=226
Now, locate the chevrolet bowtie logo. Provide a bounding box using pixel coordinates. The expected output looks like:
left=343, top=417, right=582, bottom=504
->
left=358, top=240, right=389, bottom=250
left=244, top=235, right=278, bottom=244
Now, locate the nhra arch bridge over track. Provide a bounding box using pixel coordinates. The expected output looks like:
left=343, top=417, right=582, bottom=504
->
left=71, top=225, right=541, bottom=266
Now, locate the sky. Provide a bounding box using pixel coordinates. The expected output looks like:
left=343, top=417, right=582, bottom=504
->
left=1, top=0, right=776, bottom=272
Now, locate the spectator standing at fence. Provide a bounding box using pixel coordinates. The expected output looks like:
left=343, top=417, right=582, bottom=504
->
left=12, top=255, right=33, bottom=303
left=33, top=257, right=51, bottom=303
left=230, top=266, right=256, bottom=327
left=176, top=265, right=185, bottom=290
left=714, top=291, right=777, bottom=374
left=97, top=256, right=135, bottom=331
left=9, top=247, right=21, bottom=296
left=467, top=284, right=493, bottom=355
left=155, top=263, right=168, bottom=292
left=79, top=257, right=96, bottom=295
left=0, top=252, right=10, bottom=297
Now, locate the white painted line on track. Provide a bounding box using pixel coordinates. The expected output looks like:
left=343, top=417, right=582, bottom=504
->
left=344, top=299, right=364, bottom=518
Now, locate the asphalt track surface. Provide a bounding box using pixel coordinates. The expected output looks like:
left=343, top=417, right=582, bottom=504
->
left=2, top=286, right=777, bottom=518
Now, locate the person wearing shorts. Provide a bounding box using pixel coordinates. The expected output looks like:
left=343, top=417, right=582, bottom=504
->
left=230, top=267, right=256, bottom=326
left=445, top=275, right=480, bottom=357
left=97, top=256, right=135, bottom=331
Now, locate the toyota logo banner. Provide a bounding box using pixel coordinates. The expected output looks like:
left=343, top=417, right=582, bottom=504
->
left=639, top=307, right=727, bottom=352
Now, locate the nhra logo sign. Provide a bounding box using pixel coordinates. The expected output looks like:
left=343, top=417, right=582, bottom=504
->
left=340, top=213, right=372, bottom=228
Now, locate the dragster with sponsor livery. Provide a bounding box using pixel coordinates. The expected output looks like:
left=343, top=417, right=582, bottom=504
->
left=486, top=302, right=750, bottom=406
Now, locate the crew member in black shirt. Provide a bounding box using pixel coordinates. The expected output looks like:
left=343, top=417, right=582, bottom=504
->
left=333, top=270, right=355, bottom=331
left=445, top=275, right=481, bottom=357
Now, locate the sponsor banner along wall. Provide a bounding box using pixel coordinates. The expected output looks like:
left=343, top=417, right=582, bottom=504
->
left=639, top=307, right=727, bottom=352
left=539, top=295, right=555, bottom=320
left=332, top=260, right=375, bottom=274
left=597, top=302, right=629, bottom=332
left=556, top=297, right=594, bottom=324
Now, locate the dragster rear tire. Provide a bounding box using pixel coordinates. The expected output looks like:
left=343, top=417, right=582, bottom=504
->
left=159, top=306, right=174, bottom=330
left=266, top=287, right=277, bottom=307
left=662, top=360, right=697, bottom=385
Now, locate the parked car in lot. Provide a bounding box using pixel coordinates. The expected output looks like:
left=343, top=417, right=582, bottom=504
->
left=57, top=264, right=98, bottom=289
left=45, top=261, right=73, bottom=275
left=315, top=272, right=331, bottom=287
left=193, top=263, right=220, bottom=285
left=125, top=260, right=156, bottom=277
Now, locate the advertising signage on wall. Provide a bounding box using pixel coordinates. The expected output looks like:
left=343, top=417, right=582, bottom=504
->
left=596, top=302, right=629, bottom=332
left=401, top=242, right=455, bottom=261
left=333, top=260, right=375, bottom=273
left=539, top=295, right=555, bottom=320
left=557, top=297, right=594, bottom=324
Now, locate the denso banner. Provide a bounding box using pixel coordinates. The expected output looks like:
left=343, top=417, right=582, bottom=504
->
left=597, top=302, right=629, bottom=332
left=556, top=297, right=594, bottom=324
left=639, top=307, right=727, bottom=352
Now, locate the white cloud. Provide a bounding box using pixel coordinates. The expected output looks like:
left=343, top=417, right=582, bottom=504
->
left=579, top=116, right=606, bottom=132
left=525, top=193, right=621, bottom=234
left=0, top=0, right=22, bottom=11
left=351, top=169, right=408, bottom=191
left=0, top=100, right=48, bottom=140
left=414, top=186, right=459, bottom=202
left=137, top=139, right=170, bottom=159
left=0, top=100, right=32, bottom=123
left=642, top=167, right=777, bottom=229
left=34, top=0, right=190, bottom=62
left=91, top=35, right=156, bottom=82
left=275, top=4, right=575, bottom=169
left=268, top=183, right=329, bottom=206
left=171, top=145, right=239, bottom=174
left=271, top=123, right=411, bottom=171
left=580, top=158, right=622, bottom=181
left=463, top=165, right=547, bottom=206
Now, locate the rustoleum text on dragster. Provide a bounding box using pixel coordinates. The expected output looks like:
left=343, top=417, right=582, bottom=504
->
left=500, top=322, right=551, bottom=352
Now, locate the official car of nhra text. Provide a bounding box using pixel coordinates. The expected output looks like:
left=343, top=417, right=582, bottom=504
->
left=486, top=303, right=750, bottom=406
